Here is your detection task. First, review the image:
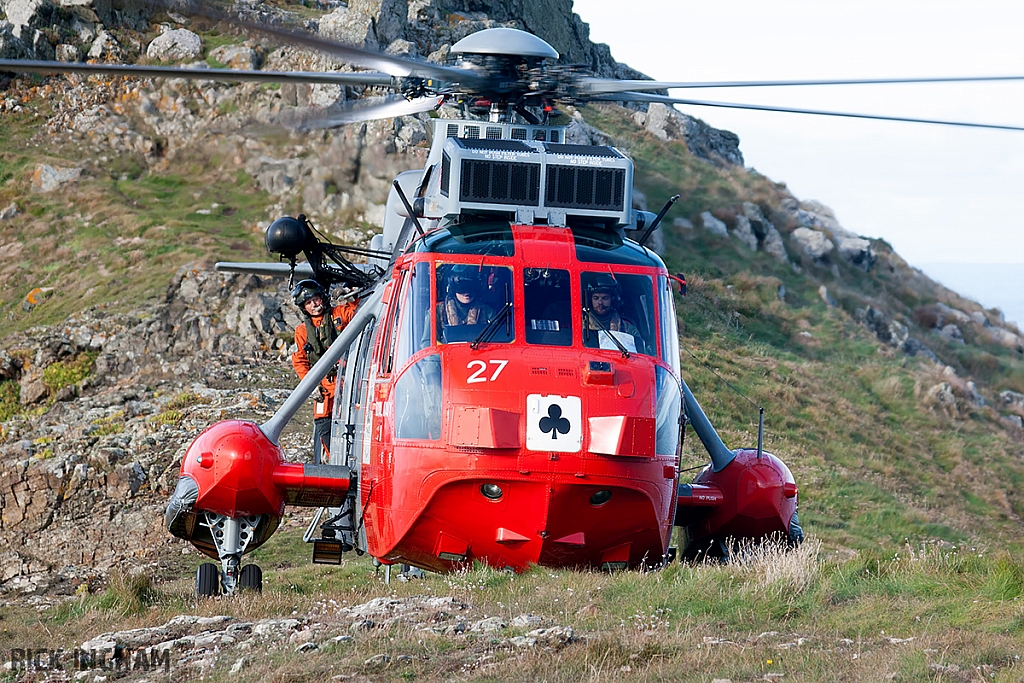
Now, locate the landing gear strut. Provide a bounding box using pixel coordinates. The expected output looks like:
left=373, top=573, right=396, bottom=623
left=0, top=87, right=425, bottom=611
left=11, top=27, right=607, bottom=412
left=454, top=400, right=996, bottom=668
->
left=196, top=512, right=264, bottom=596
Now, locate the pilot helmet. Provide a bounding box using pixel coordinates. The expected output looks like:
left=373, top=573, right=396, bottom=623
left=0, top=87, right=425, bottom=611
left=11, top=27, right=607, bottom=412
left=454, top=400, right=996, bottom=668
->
left=447, top=265, right=484, bottom=297
left=292, top=279, right=328, bottom=308
left=586, top=273, right=622, bottom=307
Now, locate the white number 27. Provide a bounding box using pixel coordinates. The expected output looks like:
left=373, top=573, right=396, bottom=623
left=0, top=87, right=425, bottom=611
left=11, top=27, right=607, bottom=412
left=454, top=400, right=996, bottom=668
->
left=467, top=360, right=508, bottom=384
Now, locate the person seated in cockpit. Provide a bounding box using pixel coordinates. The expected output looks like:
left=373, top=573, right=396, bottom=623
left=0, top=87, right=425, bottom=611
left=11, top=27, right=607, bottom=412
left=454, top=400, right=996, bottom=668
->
left=584, top=274, right=644, bottom=354
left=436, top=265, right=496, bottom=341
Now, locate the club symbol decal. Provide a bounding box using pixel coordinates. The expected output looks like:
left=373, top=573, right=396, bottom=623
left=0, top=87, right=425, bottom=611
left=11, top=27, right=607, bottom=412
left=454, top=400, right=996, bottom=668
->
left=539, top=404, right=571, bottom=440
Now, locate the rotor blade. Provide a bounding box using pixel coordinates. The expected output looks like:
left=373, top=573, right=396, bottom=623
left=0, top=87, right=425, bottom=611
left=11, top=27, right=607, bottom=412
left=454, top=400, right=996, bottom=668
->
left=215, top=262, right=316, bottom=278
left=581, top=74, right=1024, bottom=94
left=290, top=95, right=445, bottom=129
left=261, top=286, right=383, bottom=444
left=177, top=1, right=483, bottom=86
left=0, top=58, right=394, bottom=87
left=598, top=92, right=1024, bottom=132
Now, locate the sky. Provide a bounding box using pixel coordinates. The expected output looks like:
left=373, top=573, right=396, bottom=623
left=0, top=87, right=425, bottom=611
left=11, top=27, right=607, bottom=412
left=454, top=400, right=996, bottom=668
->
left=572, top=0, right=1024, bottom=319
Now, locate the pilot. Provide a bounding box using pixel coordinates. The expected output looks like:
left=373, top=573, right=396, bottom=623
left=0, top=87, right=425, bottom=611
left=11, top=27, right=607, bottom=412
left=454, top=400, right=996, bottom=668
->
left=584, top=275, right=643, bottom=352
left=291, top=279, right=358, bottom=464
left=437, top=265, right=495, bottom=335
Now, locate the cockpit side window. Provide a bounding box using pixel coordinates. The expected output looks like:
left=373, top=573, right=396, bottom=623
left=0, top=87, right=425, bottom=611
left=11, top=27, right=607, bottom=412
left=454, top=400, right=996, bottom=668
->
left=658, top=276, right=681, bottom=376
left=524, top=268, right=572, bottom=346
left=393, top=261, right=432, bottom=372
left=435, top=263, right=515, bottom=345
left=581, top=272, right=655, bottom=356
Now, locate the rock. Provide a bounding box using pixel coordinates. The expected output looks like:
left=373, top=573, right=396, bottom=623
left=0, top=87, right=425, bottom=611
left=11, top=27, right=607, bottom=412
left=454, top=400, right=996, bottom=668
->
left=208, top=44, right=260, bottom=70
left=927, top=382, right=958, bottom=413
left=511, top=614, right=544, bottom=628
left=857, top=307, right=909, bottom=348
left=229, top=658, right=247, bottom=675
left=732, top=215, right=758, bottom=251
left=470, top=616, right=507, bottom=633
left=87, top=29, right=119, bottom=60
left=999, top=390, right=1024, bottom=411
left=700, top=211, right=728, bottom=237
left=55, top=43, right=78, bottom=61
left=1002, top=415, right=1024, bottom=430
left=642, top=103, right=743, bottom=165
left=31, top=164, right=82, bottom=192
left=0, top=349, right=20, bottom=379
left=836, top=236, right=876, bottom=271
left=939, top=324, right=965, bottom=344
left=364, top=654, right=391, bottom=665
left=761, top=225, right=788, bottom=263
left=525, top=626, right=574, bottom=647
left=146, top=29, right=202, bottom=61
left=790, top=227, right=834, bottom=260
left=564, top=116, right=612, bottom=146
left=791, top=200, right=858, bottom=239
left=818, top=285, right=837, bottom=307
left=673, top=217, right=694, bottom=230
left=0, top=202, right=17, bottom=220
left=966, top=381, right=986, bottom=408
left=984, top=325, right=1022, bottom=350
left=18, top=366, right=47, bottom=405
left=903, top=338, right=939, bottom=363
left=934, top=303, right=972, bottom=327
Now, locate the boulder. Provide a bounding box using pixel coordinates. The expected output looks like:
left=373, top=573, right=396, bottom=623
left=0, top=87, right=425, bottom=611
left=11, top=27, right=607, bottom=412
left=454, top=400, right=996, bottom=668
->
left=0, top=202, right=18, bottom=220
left=87, top=28, right=120, bottom=60
left=939, top=324, right=964, bottom=344
left=673, top=217, right=694, bottom=230
left=836, top=236, right=876, bottom=271
left=30, top=164, right=82, bottom=192
left=642, top=103, right=743, bottom=165
left=732, top=215, right=757, bottom=251
left=790, top=227, right=833, bottom=260
left=818, top=285, right=837, bottom=307
left=700, top=211, right=728, bottom=237
left=54, top=43, right=78, bottom=61
left=146, top=28, right=201, bottom=61
left=857, top=307, right=909, bottom=348
left=999, top=390, right=1024, bottom=412
left=965, top=381, right=986, bottom=408
left=927, top=382, right=958, bottom=414
left=208, top=44, right=260, bottom=70
left=17, top=365, right=47, bottom=405
left=902, top=338, right=939, bottom=363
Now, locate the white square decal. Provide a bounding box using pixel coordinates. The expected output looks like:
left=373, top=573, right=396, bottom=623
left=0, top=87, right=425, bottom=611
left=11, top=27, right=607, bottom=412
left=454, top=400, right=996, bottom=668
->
left=526, top=394, right=582, bottom=453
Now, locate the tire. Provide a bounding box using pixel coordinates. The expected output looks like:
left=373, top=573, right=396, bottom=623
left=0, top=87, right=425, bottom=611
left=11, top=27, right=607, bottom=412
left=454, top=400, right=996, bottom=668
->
left=239, top=564, right=263, bottom=592
left=196, top=562, right=220, bottom=597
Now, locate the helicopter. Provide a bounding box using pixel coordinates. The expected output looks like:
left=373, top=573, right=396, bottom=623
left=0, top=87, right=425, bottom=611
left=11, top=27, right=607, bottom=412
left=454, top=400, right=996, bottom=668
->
left=5, top=3, right=1022, bottom=596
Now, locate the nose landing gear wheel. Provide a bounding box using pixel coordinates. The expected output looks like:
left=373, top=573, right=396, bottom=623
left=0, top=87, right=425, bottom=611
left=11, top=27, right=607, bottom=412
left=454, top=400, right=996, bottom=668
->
left=196, top=562, right=221, bottom=597
left=239, top=564, right=263, bottom=592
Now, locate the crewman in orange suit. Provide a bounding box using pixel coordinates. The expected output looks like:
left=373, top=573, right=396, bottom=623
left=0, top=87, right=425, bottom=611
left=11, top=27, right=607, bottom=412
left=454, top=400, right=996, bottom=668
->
left=291, top=279, right=358, bottom=464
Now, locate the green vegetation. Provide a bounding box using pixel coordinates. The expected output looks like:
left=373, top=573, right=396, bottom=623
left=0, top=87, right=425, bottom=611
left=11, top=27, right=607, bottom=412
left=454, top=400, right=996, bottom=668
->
left=0, top=380, right=19, bottom=422
left=42, top=351, right=97, bottom=394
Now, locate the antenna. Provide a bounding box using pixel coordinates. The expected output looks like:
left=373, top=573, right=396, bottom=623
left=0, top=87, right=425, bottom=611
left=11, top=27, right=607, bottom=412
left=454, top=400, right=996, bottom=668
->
left=638, top=194, right=679, bottom=247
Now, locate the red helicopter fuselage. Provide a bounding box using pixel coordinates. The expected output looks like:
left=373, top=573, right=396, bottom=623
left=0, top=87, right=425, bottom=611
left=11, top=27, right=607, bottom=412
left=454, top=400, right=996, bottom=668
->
left=357, top=221, right=683, bottom=572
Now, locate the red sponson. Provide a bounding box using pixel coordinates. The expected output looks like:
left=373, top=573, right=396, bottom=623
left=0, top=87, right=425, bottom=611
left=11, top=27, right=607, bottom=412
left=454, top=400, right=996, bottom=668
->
left=181, top=420, right=286, bottom=518
left=691, top=449, right=799, bottom=543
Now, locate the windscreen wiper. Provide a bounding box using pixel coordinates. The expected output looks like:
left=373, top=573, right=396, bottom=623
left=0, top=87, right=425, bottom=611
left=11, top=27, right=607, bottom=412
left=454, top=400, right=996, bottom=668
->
left=470, top=301, right=513, bottom=349
left=583, top=307, right=630, bottom=358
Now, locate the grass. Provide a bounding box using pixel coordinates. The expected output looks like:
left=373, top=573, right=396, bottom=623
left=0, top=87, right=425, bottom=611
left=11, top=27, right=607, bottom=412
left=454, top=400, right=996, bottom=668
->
left=4, top=532, right=1022, bottom=682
